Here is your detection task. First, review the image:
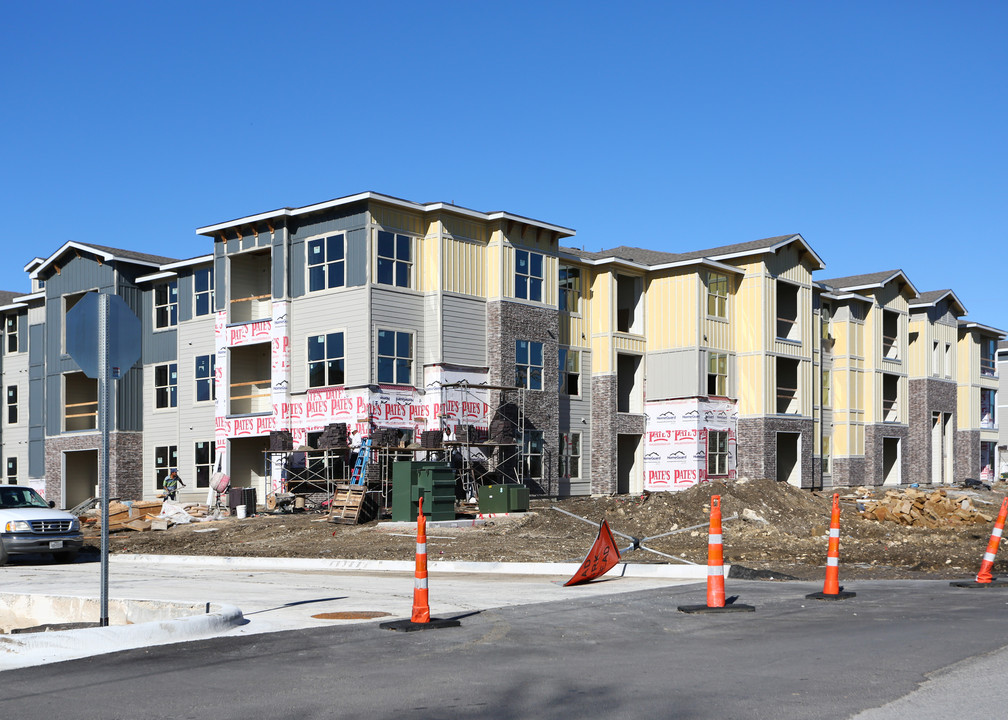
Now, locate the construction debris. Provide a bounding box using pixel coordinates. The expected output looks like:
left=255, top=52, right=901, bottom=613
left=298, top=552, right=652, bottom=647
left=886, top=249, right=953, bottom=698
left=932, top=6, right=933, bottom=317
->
left=859, top=487, right=995, bottom=528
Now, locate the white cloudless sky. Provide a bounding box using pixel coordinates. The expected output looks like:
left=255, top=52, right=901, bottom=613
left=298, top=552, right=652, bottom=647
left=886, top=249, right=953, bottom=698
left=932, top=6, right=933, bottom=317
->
left=1, top=1, right=1004, bottom=329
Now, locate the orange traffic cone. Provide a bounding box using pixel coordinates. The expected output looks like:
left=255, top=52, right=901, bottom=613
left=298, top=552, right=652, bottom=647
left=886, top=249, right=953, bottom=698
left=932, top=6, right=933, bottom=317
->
left=951, top=497, right=1008, bottom=589
left=807, top=493, right=855, bottom=600
left=381, top=494, right=462, bottom=631
left=679, top=495, right=754, bottom=614
left=411, top=495, right=431, bottom=623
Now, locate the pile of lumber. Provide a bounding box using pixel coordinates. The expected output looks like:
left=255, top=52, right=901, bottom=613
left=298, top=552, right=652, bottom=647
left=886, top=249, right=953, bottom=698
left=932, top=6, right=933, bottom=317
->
left=860, top=487, right=995, bottom=528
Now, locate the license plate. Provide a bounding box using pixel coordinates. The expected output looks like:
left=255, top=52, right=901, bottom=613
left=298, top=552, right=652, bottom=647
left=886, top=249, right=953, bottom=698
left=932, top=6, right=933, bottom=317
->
left=49, top=540, right=64, bottom=549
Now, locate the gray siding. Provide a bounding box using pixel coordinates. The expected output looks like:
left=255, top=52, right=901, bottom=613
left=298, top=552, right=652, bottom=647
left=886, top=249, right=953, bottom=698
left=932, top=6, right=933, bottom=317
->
left=177, top=271, right=193, bottom=322
left=214, top=247, right=227, bottom=312
left=288, top=288, right=371, bottom=392
left=272, top=231, right=286, bottom=300
left=646, top=349, right=703, bottom=399
left=289, top=209, right=369, bottom=298
left=141, top=285, right=178, bottom=364
left=442, top=295, right=487, bottom=367
left=372, top=286, right=426, bottom=387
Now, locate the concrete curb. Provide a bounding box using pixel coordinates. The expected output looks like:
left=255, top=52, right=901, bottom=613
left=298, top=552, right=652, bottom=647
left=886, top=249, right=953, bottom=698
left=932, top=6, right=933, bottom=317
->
left=0, top=602, right=244, bottom=672
left=110, top=553, right=714, bottom=580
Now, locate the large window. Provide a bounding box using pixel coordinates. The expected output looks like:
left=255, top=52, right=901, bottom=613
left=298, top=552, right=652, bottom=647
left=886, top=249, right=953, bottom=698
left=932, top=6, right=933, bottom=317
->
left=882, top=373, right=899, bottom=422
left=776, top=358, right=799, bottom=414
left=377, top=330, right=412, bottom=385
left=981, top=339, right=997, bottom=377
left=559, top=265, right=581, bottom=312
left=515, top=250, right=543, bottom=302
left=981, top=388, right=996, bottom=428
left=6, top=385, right=16, bottom=425
left=559, top=347, right=580, bottom=396
left=308, top=234, right=345, bottom=292
left=377, top=231, right=412, bottom=288
left=5, top=316, right=17, bottom=354
left=516, top=340, right=544, bottom=390
left=776, top=282, right=799, bottom=341
left=194, top=441, right=215, bottom=489
left=707, top=430, right=729, bottom=477
left=154, top=281, right=178, bottom=329
left=194, top=267, right=214, bottom=316
left=523, top=431, right=544, bottom=480
left=707, top=353, right=727, bottom=396
left=308, top=332, right=345, bottom=388
left=155, top=363, right=178, bottom=409
left=882, top=310, right=899, bottom=360
left=559, top=432, right=581, bottom=479
left=155, top=445, right=178, bottom=491
left=707, top=272, right=728, bottom=318
left=195, top=355, right=215, bottom=402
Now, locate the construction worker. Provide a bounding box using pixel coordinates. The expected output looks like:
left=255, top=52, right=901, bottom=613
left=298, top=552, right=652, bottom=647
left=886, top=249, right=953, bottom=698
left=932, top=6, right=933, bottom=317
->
left=164, top=468, right=185, bottom=501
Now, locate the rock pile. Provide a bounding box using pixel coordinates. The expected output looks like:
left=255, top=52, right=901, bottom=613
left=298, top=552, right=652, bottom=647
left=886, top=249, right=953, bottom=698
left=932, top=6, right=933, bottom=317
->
left=859, top=487, right=996, bottom=528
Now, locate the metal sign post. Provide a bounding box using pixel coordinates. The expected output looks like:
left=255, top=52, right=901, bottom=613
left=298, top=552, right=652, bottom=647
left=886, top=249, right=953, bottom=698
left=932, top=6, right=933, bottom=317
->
left=65, top=291, right=141, bottom=629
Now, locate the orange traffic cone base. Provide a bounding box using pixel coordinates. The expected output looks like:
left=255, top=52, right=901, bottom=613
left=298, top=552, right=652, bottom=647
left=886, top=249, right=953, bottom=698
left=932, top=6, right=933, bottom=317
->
left=806, top=590, right=856, bottom=600
left=380, top=617, right=462, bottom=632
left=677, top=601, right=755, bottom=614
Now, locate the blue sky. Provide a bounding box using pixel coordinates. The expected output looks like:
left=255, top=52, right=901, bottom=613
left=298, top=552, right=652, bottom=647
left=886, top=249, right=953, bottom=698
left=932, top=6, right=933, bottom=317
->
left=2, top=1, right=1005, bottom=330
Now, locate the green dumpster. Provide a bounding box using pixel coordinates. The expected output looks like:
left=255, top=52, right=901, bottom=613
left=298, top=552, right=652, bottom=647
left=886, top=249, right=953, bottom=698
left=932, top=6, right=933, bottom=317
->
left=478, top=483, right=529, bottom=514
left=391, top=461, right=456, bottom=522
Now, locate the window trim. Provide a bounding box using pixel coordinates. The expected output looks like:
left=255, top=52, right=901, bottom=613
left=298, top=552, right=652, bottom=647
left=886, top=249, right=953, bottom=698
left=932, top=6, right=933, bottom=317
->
left=6, top=456, right=16, bottom=484
left=6, top=385, right=17, bottom=425
left=707, top=430, right=729, bottom=477
left=195, top=354, right=216, bottom=403
left=559, top=264, right=581, bottom=314
left=194, top=440, right=216, bottom=489
left=307, top=233, right=347, bottom=293
left=155, top=445, right=178, bottom=491
left=376, top=230, right=413, bottom=289
left=154, top=362, right=178, bottom=409
left=308, top=331, right=346, bottom=389
left=707, top=271, right=728, bottom=319
left=376, top=329, right=414, bottom=386
left=516, top=340, right=544, bottom=391
left=154, top=280, right=179, bottom=329
left=560, top=431, right=581, bottom=479
left=5, top=315, right=18, bottom=355
left=194, top=266, right=215, bottom=317
left=515, top=249, right=544, bottom=302
left=707, top=352, right=728, bottom=396
left=559, top=347, right=580, bottom=397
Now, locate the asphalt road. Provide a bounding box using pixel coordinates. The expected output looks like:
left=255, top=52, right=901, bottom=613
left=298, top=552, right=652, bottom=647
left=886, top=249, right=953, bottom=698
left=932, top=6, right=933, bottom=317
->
left=3, top=578, right=1007, bottom=719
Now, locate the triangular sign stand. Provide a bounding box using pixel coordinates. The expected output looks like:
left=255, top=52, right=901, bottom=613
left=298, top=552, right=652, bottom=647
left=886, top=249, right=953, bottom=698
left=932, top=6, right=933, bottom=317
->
left=565, top=519, right=622, bottom=586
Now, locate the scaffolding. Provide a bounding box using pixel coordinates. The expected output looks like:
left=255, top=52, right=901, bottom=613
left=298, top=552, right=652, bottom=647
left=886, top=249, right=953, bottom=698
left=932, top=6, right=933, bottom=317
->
left=264, top=447, right=350, bottom=511
left=436, top=381, right=526, bottom=499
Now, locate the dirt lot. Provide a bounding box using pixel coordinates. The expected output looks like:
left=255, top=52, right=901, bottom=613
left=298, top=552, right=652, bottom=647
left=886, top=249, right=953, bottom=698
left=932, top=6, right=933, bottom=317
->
left=90, top=478, right=1008, bottom=582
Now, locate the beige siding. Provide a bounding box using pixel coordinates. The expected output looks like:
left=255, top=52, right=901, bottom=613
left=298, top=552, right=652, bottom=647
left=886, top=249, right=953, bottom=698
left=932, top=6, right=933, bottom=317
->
left=645, top=271, right=697, bottom=350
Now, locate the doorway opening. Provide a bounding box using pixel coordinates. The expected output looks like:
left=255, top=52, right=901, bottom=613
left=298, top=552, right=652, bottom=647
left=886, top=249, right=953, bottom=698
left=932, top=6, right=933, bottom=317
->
left=776, top=432, right=801, bottom=487
left=63, top=449, right=97, bottom=509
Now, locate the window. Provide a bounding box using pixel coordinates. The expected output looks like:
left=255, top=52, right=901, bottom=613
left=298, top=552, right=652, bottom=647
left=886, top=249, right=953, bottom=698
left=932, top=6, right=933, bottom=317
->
left=882, top=373, right=899, bottom=422
left=822, top=369, right=832, bottom=407
left=154, top=281, right=178, bottom=329
left=195, top=355, right=216, bottom=402
left=981, top=339, right=997, bottom=377
left=708, top=430, right=729, bottom=477
left=155, top=363, right=178, bottom=408
left=523, top=430, right=544, bottom=480
left=981, top=441, right=997, bottom=480
left=5, top=316, right=17, bottom=354
left=308, top=234, right=345, bottom=292
left=194, top=267, right=214, bottom=316
left=616, top=274, right=642, bottom=333
left=377, top=231, right=411, bottom=288
left=194, top=441, right=215, bottom=488
left=945, top=343, right=953, bottom=379
left=6, top=457, right=15, bottom=484
left=516, top=340, right=543, bottom=390
left=6, top=385, right=16, bottom=424
left=776, top=358, right=799, bottom=414
left=822, top=435, right=832, bottom=475
left=64, top=372, right=97, bottom=431
left=559, top=432, right=581, bottom=479
left=559, top=347, right=580, bottom=396
left=308, top=332, right=345, bottom=388
left=981, top=389, right=996, bottom=428
left=932, top=341, right=941, bottom=377
left=377, top=330, right=412, bottom=385
left=707, top=353, right=727, bottom=396
left=155, top=445, right=178, bottom=490
left=515, top=249, right=543, bottom=302
left=559, top=265, right=581, bottom=312
left=882, top=310, right=899, bottom=360
left=707, top=272, right=728, bottom=318
left=776, top=282, right=799, bottom=341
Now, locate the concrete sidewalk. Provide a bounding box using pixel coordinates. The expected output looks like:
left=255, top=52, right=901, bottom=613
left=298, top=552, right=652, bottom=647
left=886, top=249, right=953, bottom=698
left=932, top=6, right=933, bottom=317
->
left=0, top=554, right=702, bottom=671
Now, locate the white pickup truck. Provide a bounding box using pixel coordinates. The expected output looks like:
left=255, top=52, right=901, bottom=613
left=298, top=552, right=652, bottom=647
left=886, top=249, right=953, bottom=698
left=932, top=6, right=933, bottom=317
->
left=0, top=485, right=83, bottom=564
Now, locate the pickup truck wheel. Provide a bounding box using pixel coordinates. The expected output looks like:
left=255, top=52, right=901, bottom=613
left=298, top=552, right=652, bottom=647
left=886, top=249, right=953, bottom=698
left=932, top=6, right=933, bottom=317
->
left=52, top=550, right=79, bottom=563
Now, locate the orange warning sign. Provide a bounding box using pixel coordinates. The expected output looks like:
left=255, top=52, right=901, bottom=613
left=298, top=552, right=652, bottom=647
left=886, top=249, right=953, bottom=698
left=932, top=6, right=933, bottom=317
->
left=565, top=519, right=622, bottom=586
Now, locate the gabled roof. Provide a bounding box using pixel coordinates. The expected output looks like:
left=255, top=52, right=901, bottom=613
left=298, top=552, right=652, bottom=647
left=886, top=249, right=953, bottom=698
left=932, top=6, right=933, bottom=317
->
left=818, top=269, right=919, bottom=298
left=909, top=289, right=968, bottom=316
left=29, top=241, right=179, bottom=280
left=0, top=291, right=21, bottom=309
left=561, top=233, right=825, bottom=272
left=196, top=191, right=576, bottom=239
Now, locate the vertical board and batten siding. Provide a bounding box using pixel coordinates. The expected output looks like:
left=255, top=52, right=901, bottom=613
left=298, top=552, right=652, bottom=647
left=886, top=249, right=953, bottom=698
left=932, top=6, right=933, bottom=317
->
left=272, top=230, right=286, bottom=300
left=956, top=333, right=975, bottom=429
left=732, top=259, right=767, bottom=415
left=442, top=295, right=487, bottom=367
left=644, top=271, right=697, bottom=351
left=441, top=237, right=487, bottom=297
left=288, top=287, right=370, bottom=393
left=140, top=282, right=178, bottom=365
left=288, top=210, right=370, bottom=298
left=371, top=286, right=426, bottom=382
left=176, top=271, right=193, bottom=322
left=28, top=323, right=45, bottom=476
left=500, top=243, right=558, bottom=307
left=907, top=315, right=927, bottom=378
left=4, top=351, right=30, bottom=482
left=589, top=271, right=613, bottom=374
left=486, top=227, right=503, bottom=300
left=213, top=244, right=228, bottom=313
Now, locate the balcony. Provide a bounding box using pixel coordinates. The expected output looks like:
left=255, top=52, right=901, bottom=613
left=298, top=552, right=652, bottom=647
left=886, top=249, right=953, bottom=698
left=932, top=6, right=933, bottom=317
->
left=230, top=249, right=272, bottom=324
